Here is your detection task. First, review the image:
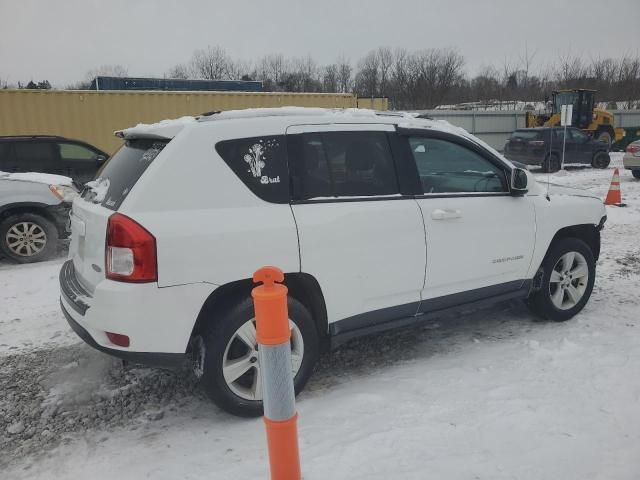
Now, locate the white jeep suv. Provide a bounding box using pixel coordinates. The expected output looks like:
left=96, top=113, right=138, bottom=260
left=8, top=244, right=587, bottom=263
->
left=60, top=108, right=607, bottom=416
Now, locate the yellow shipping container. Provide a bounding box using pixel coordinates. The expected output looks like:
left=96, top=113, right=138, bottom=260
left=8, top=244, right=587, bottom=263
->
left=0, top=89, right=388, bottom=154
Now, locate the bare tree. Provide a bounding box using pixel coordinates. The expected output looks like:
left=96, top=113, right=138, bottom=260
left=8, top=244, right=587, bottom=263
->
left=166, top=63, right=190, bottom=79
left=617, top=55, right=640, bottom=109
left=322, top=64, right=339, bottom=93
left=377, top=47, right=393, bottom=97
left=257, top=54, right=288, bottom=90
left=227, top=59, right=251, bottom=81
left=336, top=56, right=352, bottom=93
left=191, top=45, right=230, bottom=80
left=356, top=50, right=380, bottom=97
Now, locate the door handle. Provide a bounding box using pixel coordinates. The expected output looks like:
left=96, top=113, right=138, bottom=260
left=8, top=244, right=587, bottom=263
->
left=431, top=208, right=462, bottom=220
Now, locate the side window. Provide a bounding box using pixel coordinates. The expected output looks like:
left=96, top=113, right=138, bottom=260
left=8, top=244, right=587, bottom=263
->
left=14, top=142, right=58, bottom=173
left=58, top=143, right=97, bottom=161
left=569, top=129, right=588, bottom=143
left=14, top=142, right=55, bottom=164
left=215, top=135, right=288, bottom=204
left=408, top=137, right=507, bottom=194
left=0, top=143, right=8, bottom=167
left=288, top=131, right=399, bottom=200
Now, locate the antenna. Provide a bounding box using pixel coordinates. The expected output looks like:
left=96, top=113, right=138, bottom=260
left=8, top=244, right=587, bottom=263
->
left=545, top=126, right=551, bottom=201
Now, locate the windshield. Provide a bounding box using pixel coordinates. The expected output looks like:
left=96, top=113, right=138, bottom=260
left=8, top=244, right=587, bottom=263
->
left=84, top=138, right=168, bottom=210
left=553, top=92, right=579, bottom=114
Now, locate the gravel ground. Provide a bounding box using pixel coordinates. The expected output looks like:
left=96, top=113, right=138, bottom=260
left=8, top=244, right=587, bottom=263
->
left=0, top=344, right=199, bottom=468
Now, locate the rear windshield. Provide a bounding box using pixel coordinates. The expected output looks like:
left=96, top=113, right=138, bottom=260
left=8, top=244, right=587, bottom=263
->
left=511, top=130, right=541, bottom=140
left=85, top=138, right=168, bottom=210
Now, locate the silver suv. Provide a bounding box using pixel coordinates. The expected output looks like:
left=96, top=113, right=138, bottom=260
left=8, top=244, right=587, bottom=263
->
left=0, top=172, right=77, bottom=263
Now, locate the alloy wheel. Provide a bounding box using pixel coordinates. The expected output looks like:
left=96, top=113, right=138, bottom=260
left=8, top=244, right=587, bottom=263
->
left=549, top=251, right=589, bottom=310
left=5, top=222, right=47, bottom=257
left=221, top=318, right=304, bottom=401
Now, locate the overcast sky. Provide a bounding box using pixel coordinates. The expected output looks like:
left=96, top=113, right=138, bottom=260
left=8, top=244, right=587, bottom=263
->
left=1, top=0, right=639, bottom=87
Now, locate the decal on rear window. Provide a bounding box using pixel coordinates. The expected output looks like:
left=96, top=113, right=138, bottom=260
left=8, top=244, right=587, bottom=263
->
left=216, top=136, right=288, bottom=204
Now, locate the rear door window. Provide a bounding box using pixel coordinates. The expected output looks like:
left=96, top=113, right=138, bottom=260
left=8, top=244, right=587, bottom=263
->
left=14, top=142, right=57, bottom=172
left=87, top=138, right=168, bottom=210
left=288, top=131, right=399, bottom=200
left=215, top=135, right=288, bottom=203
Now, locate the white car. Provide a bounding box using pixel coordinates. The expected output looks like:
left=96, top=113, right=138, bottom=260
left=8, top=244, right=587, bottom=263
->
left=623, top=140, right=640, bottom=179
left=60, top=108, right=607, bottom=416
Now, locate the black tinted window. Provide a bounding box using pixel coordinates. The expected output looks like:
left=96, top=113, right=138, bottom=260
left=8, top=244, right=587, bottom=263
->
left=510, top=130, right=540, bottom=140
left=0, top=143, right=8, bottom=163
left=215, top=136, right=288, bottom=204
left=569, top=129, right=589, bottom=143
left=14, top=142, right=54, bottom=162
left=89, top=139, right=167, bottom=210
left=408, top=137, right=507, bottom=194
left=289, top=131, right=399, bottom=199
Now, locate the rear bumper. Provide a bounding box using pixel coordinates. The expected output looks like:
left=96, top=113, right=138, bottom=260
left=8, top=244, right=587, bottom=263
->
left=59, top=259, right=215, bottom=364
left=60, top=299, right=185, bottom=368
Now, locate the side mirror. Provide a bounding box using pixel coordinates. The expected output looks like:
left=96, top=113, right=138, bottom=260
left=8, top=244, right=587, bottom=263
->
left=510, top=168, right=528, bottom=196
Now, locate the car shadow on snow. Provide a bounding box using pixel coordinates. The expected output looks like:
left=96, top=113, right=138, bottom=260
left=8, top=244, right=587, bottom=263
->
left=305, top=299, right=544, bottom=395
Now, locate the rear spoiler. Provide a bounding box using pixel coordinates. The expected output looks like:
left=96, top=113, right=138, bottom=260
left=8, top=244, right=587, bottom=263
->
left=114, top=116, right=196, bottom=140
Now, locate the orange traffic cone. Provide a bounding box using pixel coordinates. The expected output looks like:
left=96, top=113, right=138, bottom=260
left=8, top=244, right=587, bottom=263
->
left=604, top=168, right=626, bottom=207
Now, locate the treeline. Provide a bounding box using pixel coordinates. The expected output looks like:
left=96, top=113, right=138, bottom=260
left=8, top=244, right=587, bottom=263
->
left=165, top=46, right=640, bottom=109
left=3, top=46, right=639, bottom=110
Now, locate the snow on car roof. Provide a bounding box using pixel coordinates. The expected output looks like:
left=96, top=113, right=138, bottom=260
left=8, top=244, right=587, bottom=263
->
left=0, top=171, right=73, bottom=186
left=115, top=116, right=197, bottom=140
left=112, top=107, right=509, bottom=164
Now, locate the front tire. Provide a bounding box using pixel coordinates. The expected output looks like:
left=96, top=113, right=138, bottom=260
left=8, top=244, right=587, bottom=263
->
left=632, top=170, right=640, bottom=179
left=591, top=151, right=611, bottom=169
left=195, top=296, right=319, bottom=417
left=0, top=213, right=58, bottom=263
left=527, top=238, right=596, bottom=322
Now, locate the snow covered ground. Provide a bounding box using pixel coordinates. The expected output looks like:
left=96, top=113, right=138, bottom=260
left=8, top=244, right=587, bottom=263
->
left=1, top=153, right=639, bottom=479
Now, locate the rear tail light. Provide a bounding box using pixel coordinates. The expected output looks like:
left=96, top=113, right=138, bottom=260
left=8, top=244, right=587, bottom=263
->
left=106, top=213, right=157, bottom=282
left=528, top=140, right=545, bottom=147
left=626, top=144, right=640, bottom=154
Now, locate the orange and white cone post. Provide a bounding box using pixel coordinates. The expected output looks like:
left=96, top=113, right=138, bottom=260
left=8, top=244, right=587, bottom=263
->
left=604, top=168, right=626, bottom=207
left=252, top=266, right=301, bottom=480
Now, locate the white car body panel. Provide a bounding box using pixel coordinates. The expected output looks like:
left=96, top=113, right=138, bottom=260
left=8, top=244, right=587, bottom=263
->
left=287, top=123, right=425, bottom=323
left=417, top=195, right=536, bottom=299
left=60, top=108, right=607, bottom=358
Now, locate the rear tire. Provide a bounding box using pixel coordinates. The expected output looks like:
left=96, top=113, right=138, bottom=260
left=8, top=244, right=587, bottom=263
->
left=527, top=238, right=596, bottom=322
left=542, top=154, right=560, bottom=173
left=632, top=170, right=640, bottom=179
left=0, top=213, right=58, bottom=263
left=195, top=296, right=319, bottom=417
left=591, top=151, right=611, bottom=169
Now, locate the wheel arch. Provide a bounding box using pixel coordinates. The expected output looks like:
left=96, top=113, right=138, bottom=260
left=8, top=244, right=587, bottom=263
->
left=549, top=223, right=601, bottom=261
left=0, top=204, right=63, bottom=235
left=189, top=272, right=329, bottom=349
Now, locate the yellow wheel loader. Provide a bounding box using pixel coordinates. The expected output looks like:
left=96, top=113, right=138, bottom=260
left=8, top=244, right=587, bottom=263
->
left=525, top=89, right=625, bottom=147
